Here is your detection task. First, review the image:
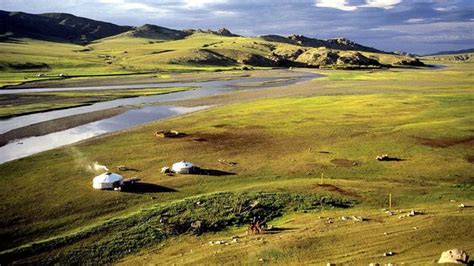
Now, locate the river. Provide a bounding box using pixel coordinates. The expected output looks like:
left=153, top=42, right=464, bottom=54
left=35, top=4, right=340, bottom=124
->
left=0, top=70, right=321, bottom=164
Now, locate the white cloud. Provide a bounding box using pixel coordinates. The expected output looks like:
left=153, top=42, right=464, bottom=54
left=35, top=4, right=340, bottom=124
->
left=405, top=18, right=425, bottom=23
left=363, top=0, right=402, bottom=9
left=98, top=0, right=161, bottom=13
left=434, top=6, right=457, bottom=12
left=213, top=10, right=237, bottom=17
left=182, top=0, right=227, bottom=9
left=315, top=0, right=357, bottom=11
left=315, top=0, right=402, bottom=11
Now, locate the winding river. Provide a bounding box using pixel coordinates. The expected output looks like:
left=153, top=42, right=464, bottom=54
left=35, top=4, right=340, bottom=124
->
left=0, top=71, right=321, bottom=164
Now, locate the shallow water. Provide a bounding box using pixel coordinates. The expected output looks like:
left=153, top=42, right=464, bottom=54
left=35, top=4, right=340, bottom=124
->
left=0, top=71, right=321, bottom=164
left=0, top=73, right=320, bottom=134
left=0, top=105, right=207, bottom=164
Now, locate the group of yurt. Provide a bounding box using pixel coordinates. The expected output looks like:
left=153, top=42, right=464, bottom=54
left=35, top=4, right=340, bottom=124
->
left=92, top=160, right=197, bottom=190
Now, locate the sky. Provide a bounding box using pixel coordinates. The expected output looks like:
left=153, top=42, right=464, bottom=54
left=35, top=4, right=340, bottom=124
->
left=1, top=0, right=473, bottom=54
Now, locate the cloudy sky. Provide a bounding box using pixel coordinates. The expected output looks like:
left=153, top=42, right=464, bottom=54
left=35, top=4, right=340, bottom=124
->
left=1, top=0, right=473, bottom=54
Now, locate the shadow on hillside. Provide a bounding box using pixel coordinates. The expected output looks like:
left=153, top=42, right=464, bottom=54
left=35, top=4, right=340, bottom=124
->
left=121, top=183, right=177, bottom=193
left=264, top=227, right=295, bottom=235
left=197, top=168, right=236, bottom=176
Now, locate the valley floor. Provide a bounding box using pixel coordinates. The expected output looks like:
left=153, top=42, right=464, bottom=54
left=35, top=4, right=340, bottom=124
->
left=0, top=62, right=473, bottom=264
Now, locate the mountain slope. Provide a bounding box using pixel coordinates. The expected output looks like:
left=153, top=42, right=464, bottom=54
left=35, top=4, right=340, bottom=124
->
left=428, top=48, right=474, bottom=56
left=0, top=10, right=131, bottom=43
left=261, top=34, right=384, bottom=53
left=0, top=9, right=426, bottom=84
left=120, top=24, right=190, bottom=40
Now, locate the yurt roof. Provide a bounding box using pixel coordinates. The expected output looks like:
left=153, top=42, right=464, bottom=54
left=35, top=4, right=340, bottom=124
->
left=172, top=161, right=194, bottom=169
left=93, top=172, right=123, bottom=183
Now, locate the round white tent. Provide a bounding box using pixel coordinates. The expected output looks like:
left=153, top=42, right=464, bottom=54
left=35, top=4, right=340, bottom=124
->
left=92, top=172, right=123, bottom=190
left=171, top=161, right=195, bottom=174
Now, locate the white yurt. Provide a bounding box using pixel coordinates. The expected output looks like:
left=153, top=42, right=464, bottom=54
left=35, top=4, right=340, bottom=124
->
left=92, top=172, right=124, bottom=190
left=171, top=161, right=195, bottom=174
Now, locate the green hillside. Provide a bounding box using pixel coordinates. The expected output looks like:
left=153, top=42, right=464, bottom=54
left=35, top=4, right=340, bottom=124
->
left=0, top=32, right=426, bottom=87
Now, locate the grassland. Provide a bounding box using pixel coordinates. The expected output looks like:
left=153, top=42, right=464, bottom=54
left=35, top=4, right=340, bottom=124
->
left=0, top=35, right=258, bottom=87
left=0, top=61, right=472, bottom=264
left=0, top=33, right=420, bottom=88
left=0, top=86, right=192, bottom=119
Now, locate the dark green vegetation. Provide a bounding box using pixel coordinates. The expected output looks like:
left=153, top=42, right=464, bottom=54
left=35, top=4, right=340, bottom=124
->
left=0, top=10, right=425, bottom=87
left=0, top=86, right=191, bottom=119
left=0, top=192, right=353, bottom=264
left=0, top=62, right=472, bottom=264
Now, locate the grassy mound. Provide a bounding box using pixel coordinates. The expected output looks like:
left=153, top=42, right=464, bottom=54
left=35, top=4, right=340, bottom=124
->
left=0, top=192, right=354, bottom=264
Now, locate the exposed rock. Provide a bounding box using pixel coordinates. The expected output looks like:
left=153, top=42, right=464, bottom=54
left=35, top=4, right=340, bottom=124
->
left=216, top=28, right=239, bottom=37
left=183, top=28, right=239, bottom=37
left=296, top=48, right=339, bottom=67
left=241, top=53, right=276, bottom=67
left=288, top=35, right=384, bottom=53
left=337, top=51, right=379, bottom=66
left=296, top=48, right=380, bottom=68
left=170, top=49, right=235, bottom=66
left=393, top=57, right=425, bottom=66
left=128, top=24, right=190, bottom=40
left=438, top=249, right=470, bottom=264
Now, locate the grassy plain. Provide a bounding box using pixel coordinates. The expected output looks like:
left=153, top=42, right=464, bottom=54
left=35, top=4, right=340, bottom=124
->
left=0, top=61, right=472, bottom=264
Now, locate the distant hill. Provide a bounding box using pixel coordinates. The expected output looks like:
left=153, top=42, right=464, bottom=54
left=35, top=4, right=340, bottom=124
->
left=1, top=9, right=381, bottom=53
left=261, top=34, right=385, bottom=53
left=0, top=9, right=425, bottom=70
left=428, top=48, right=474, bottom=56
left=0, top=10, right=132, bottom=43
left=183, top=28, right=240, bottom=37
left=121, top=24, right=190, bottom=40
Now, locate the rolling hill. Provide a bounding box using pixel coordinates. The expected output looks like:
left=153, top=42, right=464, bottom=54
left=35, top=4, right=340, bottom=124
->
left=0, top=10, right=425, bottom=87
left=428, top=48, right=474, bottom=56
left=0, top=10, right=132, bottom=43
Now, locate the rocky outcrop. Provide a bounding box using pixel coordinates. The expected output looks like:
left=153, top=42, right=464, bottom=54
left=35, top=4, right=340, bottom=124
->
left=170, top=49, right=235, bottom=66
left=182, top=28, right=240, bottom=37
left=393, top=57, right=425, bottom=66
left=216, top=28, right=239, bottom=37
left=296, top=48, right=381, bottom=68
left=287, top=35, right=384, bottom=53
left=128, top=24, right=190, bottom=40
